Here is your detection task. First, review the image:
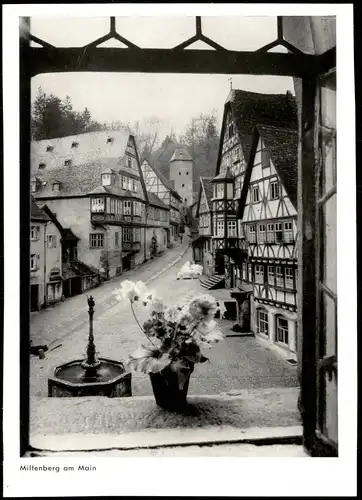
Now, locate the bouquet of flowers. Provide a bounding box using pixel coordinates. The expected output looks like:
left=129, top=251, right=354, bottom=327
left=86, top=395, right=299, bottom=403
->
left=113, top=280, right=226, bottom=375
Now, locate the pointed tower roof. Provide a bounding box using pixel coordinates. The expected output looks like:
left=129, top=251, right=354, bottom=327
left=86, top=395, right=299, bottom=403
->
left=170, top=148, right=192, bottom=162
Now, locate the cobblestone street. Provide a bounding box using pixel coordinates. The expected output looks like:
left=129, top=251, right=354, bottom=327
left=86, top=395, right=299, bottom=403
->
left=30, top=238, right=298, bottom=398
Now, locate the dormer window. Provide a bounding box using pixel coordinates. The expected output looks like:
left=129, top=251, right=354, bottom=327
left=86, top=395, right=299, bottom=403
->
left=64, top=159, right=72, bottom=166
left=101, top=173, right=112, bottom=186
left=106, top=137, right=114, bottom=144
left=46, top=145, right=53, bottom=152
left=71, top=141, right=79, bottom=148
left=38, top=163, right=46, bottom=169
left=52, top=182, right=60, bottom=193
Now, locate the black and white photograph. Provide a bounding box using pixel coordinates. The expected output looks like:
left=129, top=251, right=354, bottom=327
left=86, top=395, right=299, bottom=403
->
left=2, top=3, right=357, bottom=498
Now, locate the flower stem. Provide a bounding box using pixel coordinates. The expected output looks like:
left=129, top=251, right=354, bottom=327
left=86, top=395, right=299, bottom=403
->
left=130, top=300, right=155, bottom=346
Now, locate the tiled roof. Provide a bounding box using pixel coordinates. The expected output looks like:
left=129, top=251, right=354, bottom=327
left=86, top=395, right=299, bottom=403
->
left=226, top=89, right=298, bottom=168
left=32, top=157, right=146, bottom=201
left=212, top=167, right=234, bottom=182
left=31, top=130, right=130, bottom=173
left=200, top=177, right=213, bottom=208
left=31, top=198, right=50, bottom=221
left=147, top=191, right=169, bottom=210
left=257, top=124, right=298, bottom=209
left=170, top=148, right=193, bottom=162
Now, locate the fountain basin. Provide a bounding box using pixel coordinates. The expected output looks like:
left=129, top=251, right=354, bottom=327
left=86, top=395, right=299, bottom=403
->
left=48, top=358, right=132, bottom=398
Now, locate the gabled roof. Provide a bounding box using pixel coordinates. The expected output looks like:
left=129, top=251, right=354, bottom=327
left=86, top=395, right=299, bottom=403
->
left=237, top=124, right=298, bottom=218
left=216, top=89, right=297, bottom=175
left=257, top=124, right=298, bottom=209
left=170, top=148, right=193, bottom=162
left=142, top=159, right=183, bottom=201
left=31, top=198, right=50, bottom=221
left=147, top=191, right=169, bottom=210
left=196, top=177, right=213, bottom=217
left=31, top=157, right=146, bottom=201
left=31, top=130, right=131, bottom=173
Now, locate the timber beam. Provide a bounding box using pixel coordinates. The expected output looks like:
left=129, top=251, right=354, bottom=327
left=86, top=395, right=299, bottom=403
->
left=27, top=46, right=335, bottom=78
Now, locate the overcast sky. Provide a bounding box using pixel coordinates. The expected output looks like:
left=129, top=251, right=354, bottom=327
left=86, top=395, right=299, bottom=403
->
left=30, top=16, right=294, bottom=138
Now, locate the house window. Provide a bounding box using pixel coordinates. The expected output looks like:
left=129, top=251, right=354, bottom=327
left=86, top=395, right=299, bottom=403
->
left=186, top=172, right=189, bottom=175
left=216, top=220, right=224, bottom=237
left=38, top=162, right=46, bottom=169
left=248, top=224, right=256, bottom=243
left=123, top=200, right=132, bottom=215
left=179, top=172, right=181, bottom=175
left=268, top=265, right=275, bottom=285
left=122, top=227, right=131, bottom=242
left=108, top=198, right=115, bottom=214
left=276, top=316, right=289, bottom=345
left=47, top=234, right=57, bottom=248
left=116, top=200, right=122, bottom=214
left=52, top=183, right=60, bottom=193
left=127, top=157, right=132, bottom=169
left=31, top=181, right=37, bottom=192
left=267, top=223, right=274, bottom=243
left=258, top=224, right=266, bottom=243
left=270, top=180, right=279, bottom=200
left=242, top=262, right=247, bottom=281
left=226, top=183, right=233, bottom=199
left=252, top=186, right=260, bottom=203
left=285, top=267, right=294, bottom=289
left=216, top=184, right=224, bottom=198
left=107, top=137, right=114, bottom=143
left=102, top=174, right=111, bottom=186
left=71, top=141, right=78, bottom=148
left=262, top=147, right=270, bottom=169
left=90, top=233, right=104, bottom=248
left=64, top=159, right=72, bottom=166
left=248, top=264, right=252, bottom=282
left=182, top=184, right=185, bottom=187
left=115, top=232, right=119, bottom=248
left=275, top=222, right=283, bottom=243
left=30, top=254, right=38, bottom=271
left=283, top=221, right=294, bottom=242
left=128, top=178, right=133, bottom=191
left=30, top=226, right=40, bottom=241
left=122, top=176, right=127, bottom=189
left=133, top=201, right=141, bottom=216
left=233, top=147, right=240, bottom=163
left=46, top=145, right=53, bottom=152
left=255, top=264, right=264, bottom=284
left=276, top=266, right=284, bottom=287
left=257, top=309, right=269, bottom=336
left=227, top=220, right=237, bottom=237
left=91, top=198, right=105, bottom=213
left=134, top=228, right=141, bottom=241
left=132, top=179, right=137, bottom=192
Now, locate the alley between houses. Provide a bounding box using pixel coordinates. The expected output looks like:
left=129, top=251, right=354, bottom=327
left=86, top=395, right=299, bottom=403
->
left=30, top=238, right=298, bottom=400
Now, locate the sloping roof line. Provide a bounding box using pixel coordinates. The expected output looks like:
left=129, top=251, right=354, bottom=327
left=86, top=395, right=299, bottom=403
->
left=216, top=88, right=298, bottom=176
left=147, top=191, right=169, bottom=210
left=143, top=159, right=183, bottom=201
left=31, top=198, right=50, bottom=221
left=170, top=148, right=193, bottom=162
left=200, top=177, right=213, bottom=212
left=237, top=124, right=298, bottom=218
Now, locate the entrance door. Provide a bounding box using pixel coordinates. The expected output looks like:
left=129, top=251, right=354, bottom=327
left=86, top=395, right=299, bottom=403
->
left=214, top=251, right=225, bottom=275
left=30, top=285, right=39, bottom=311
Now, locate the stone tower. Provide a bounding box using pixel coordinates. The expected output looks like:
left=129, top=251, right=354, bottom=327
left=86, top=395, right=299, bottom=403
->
left=169, top=147, right=194, bottom=206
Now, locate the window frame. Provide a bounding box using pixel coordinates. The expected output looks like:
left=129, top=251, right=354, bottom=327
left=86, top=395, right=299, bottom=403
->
left=252, top=185, right=260, bottom=203
left=276, top=315, right=289, bottom=346
left=270, top=180, right=280, bottom=200
left=123, top=200, right=132, bottom=215
left=30, top=253, right=38, bottom=271
left=257, top=308, right=269, bottom=336
left=30, top=225, right=40, bottom=241
left=89, top=233, right=104, bottom=249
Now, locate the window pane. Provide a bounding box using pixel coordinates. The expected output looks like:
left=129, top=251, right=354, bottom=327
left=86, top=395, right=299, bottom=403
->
left=322, top=194, right=337, bottom=294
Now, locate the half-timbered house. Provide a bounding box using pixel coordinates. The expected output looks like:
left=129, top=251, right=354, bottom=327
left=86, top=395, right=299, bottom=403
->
left=141, top=159, right=183, bottom=244
left=209, top=89, right=298, bottom=288
left=32, top=131, right=153, bottom=278
left=192, top=177, right=214, bottom=274
left=238, top=124, right=299, bottom=358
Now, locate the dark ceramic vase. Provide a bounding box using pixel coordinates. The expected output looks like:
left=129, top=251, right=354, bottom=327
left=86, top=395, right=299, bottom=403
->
left=149, top=358, right=194, bottom=411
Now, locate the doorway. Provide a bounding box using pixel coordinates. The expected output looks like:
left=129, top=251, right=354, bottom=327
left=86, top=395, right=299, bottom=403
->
left=214, top=251, right=225, bottom=275
left=30, top=284, right=39, bottom=311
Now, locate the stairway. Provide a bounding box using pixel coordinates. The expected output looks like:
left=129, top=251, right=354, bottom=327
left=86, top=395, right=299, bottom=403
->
left=199, top=274, right=225, bottom=290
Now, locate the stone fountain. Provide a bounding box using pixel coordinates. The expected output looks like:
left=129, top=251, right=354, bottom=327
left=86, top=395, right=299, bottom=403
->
left=48, top=296, right=132, bottom=397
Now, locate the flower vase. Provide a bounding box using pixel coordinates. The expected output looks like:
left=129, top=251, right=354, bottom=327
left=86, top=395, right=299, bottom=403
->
left=149, top=359, right=194, bottom=411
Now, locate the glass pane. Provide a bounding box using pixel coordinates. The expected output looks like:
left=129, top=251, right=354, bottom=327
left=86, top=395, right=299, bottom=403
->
left=324, top=373, right=338, bottom=443
left=323, top=291, right=336, bottom=357
left=30, top=17, right=110, bottom=47
left=322, top=194, right=337, bottom=294
left=202, top=16, right=277, bottom=51
left=320, top=73, right=336, bottom=129
left=321, top=133, right=336, bottom=194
